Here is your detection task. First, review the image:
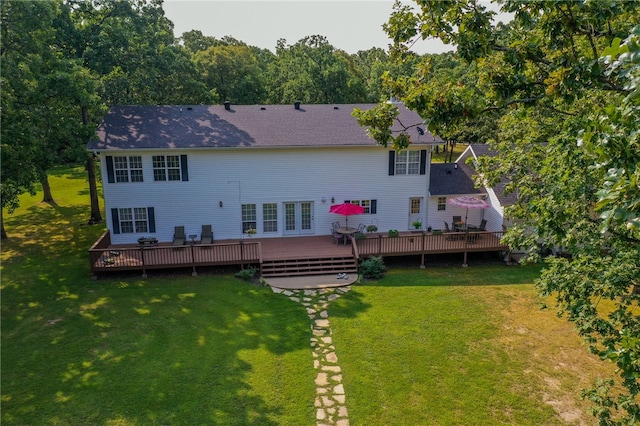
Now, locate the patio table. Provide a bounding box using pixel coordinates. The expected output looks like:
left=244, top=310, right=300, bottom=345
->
left=335, top=227, right=357, bottom=244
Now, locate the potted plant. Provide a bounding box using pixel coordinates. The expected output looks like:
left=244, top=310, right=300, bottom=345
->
left=366, top=225, right=378, bottom=233
left=244, top=228, right=257, bottom=237
left=388, top=229, right=399, bottom=238
left=412, top=220, right=422, bottom=230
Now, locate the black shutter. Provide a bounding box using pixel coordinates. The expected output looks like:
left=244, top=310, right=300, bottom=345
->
left=147, top=207, right=156, bottom=233
left=111, top=208, right=120, bottom=234
left=419, top=150, right=427, bottom=175
left=106, top=156, right=115, bottom=183
left=180, top=155, right=189, bottom=181
left=388, top=151, right=395, bottom=175
left=370, top=199, right=377, bottom=214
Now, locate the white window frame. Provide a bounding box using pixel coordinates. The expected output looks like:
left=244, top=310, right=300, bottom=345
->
left=437, top=197, right=447, bottom=211
left=262, top=203, right=278, bottom=233
left=153, top=155, right=182, bottom=181
left=242, top=204, right=257, bottom=233
left=395, top=151, right=420, bottom=175
left=114, top=156, right=143, bottom=182
left=118, top=207, right=149, bottom=233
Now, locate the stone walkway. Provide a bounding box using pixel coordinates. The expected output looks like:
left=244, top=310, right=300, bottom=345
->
left=271, top=285, right=352, bottom=426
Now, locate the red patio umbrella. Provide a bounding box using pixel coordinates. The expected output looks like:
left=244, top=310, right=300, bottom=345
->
left=446, top=196, right=489, bottom=226
left=329, top=203, right=365, bottom=228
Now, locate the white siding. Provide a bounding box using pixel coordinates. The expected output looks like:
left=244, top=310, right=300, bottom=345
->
left=101, top=147, right=430, bottom=244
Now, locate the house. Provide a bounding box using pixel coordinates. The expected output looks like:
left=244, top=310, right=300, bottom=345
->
left=88, top=102, right=443, bottom=245
left=425, top=144, right=517, bottom=233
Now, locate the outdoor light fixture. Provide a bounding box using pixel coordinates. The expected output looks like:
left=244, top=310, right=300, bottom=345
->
left=454, top=163, right=458, bottom=169
left=219, top=201, right=223, bottom=208
left=331, top=197, right=335, bottom=204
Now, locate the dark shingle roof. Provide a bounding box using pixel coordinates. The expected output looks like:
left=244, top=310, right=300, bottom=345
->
left=89, top=103, right=441, bottom=151
left=429, top=162, right=486, bottom=196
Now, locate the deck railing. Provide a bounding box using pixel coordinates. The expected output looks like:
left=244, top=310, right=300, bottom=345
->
left=357, top=231, right=507, bottom=257
left=90, top=231, right=262, bottom=275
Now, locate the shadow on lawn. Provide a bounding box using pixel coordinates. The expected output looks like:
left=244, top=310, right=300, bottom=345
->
left=1, top=187, right=317, bottom=425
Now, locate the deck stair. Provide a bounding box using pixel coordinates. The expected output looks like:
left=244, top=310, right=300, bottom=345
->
left=260, top=255, right=357, bottom=278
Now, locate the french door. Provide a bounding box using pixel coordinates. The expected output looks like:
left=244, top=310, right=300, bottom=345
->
left=284, top=201, right=314, bottom=235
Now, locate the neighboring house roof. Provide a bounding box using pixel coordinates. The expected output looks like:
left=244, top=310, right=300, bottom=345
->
left=89, top=103, right=441, bottom=151
left=460, top=144, right=518, bottom=207
left=429, top=162, right=486, bottom=196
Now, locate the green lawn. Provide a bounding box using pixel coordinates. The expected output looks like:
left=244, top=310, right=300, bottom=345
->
left=2, top=165, right=610, bottom=425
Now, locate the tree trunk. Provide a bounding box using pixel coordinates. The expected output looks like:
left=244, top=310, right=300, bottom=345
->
left=83, top=106, right=102, bottom=224
left=1, top=209, right=7, bottom=239
left=87, top=155, right=102, bottom=224
left=40, top=170, right=54, bottom=203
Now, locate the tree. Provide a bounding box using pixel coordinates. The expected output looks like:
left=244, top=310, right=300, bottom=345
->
left=363, top=1, right=640, bottom=423
left=267, top=35, right=366, bottom=104
left=71, top=0, right=212, bottom=105
left=192, top=44, right=267, bottom=104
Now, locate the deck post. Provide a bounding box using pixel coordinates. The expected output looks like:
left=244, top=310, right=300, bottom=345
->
left=420, top=233, right=426, bottom=268
left=378, top=234, right=382, bottom=255
left=462, top=251, right=468, bottom=267
left=190, top=245, right=197, bottom=276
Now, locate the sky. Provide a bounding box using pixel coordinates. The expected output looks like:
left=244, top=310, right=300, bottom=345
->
left=162, top=0, right=454, bottom=55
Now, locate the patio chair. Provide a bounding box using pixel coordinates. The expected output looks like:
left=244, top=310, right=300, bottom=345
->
left=173, top=226, right=186, bottom=246
left=200, top=224, right=213, bottom=244
left=478, top=219, right=487, bottom=231
left=357, top=223, right=365, bottom=233
left=444, top=221, right=456, bottom=240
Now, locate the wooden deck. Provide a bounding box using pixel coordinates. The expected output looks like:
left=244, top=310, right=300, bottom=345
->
left=89, top=230, right=508, bottom=277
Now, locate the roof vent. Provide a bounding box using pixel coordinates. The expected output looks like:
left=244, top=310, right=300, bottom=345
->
left=224, top=101, right=231, bottom=111
left=294, top=101, right=301, bottom=110
left=260, top=106, right=266, bottom=110
left=187, top=106, right=193, bottom=111
left=333, top=106, right=339, bottom=110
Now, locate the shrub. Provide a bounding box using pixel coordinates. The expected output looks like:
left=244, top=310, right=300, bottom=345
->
left=359, top=256, right=385, bottom=280
left=235, top=266, right=258, bottom=281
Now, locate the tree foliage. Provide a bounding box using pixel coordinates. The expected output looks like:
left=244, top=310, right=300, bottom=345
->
left=373, top=1, right=640, bottom=423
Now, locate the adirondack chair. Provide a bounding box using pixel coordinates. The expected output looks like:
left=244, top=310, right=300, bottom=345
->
left=200, top=224, right=213, bottom=244
left=173, top=226, right=186, bottom=246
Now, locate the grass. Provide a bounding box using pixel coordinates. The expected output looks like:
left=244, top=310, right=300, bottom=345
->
left=2, top=165, right=612, bottom=425
left=431, top=142, right=467, bottom=163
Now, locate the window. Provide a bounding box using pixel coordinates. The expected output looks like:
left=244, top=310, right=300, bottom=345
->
left=153, top=155, right=182, bottom=181
left=118, top=207, right=148, bottom=233
left=113, top=156, right=143, bottom=182
left=111, top=207, right=155, bottom=234
left=438, top=197, right=447, bottom=211
left=395, top=151, right=420, bottom=175
left=263, top=203, right=278, bottom=233
left=344, top=199, right=377, bottom=214
left=242, top=204, right=257, bottom=233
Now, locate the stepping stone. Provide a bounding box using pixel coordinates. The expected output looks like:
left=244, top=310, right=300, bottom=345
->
left=333, top=384, right=345, bottom=394
left=338, top=406, right=349, bottom=417
left=322, top=365, right=341, bottom=373
left=315, top=373, right=328, bottom=386
left=315, top=319, right=330, bottom=328
left=326, top=352, right=338, bottom=363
